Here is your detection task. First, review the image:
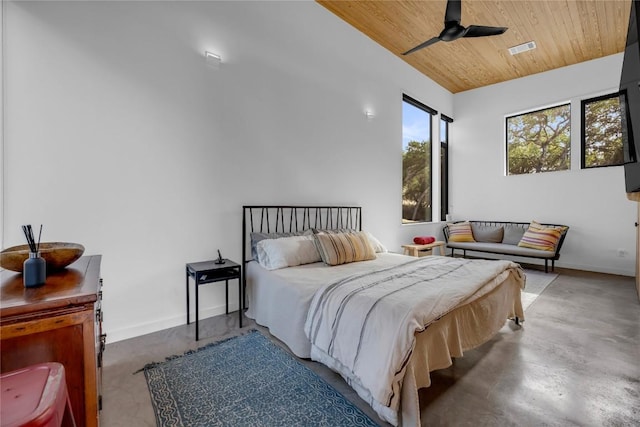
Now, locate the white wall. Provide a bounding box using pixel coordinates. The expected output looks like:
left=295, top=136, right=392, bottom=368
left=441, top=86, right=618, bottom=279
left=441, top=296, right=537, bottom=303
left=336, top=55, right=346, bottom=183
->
left=2, top=1, right=452, bottom=342
left=5, top=1, right=633, bottom=343
left=452, top=54, right=636, bottom=276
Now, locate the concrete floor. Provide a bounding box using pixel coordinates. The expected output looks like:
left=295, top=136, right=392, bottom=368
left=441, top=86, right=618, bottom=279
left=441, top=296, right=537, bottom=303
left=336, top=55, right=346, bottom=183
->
left=101, top=268, right=639, bottom=426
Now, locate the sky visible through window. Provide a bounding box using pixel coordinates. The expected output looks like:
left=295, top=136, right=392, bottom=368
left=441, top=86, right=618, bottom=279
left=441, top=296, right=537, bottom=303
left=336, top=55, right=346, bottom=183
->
left=440, top=119, right=447, bottom=142
left=402, top=99, right=432, bottom=223
left=403, top=102, right=431, bottom=148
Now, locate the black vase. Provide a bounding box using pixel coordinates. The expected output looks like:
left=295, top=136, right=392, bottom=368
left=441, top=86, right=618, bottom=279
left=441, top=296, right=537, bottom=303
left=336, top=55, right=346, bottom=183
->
left=23, top=252, right=46, bottom=287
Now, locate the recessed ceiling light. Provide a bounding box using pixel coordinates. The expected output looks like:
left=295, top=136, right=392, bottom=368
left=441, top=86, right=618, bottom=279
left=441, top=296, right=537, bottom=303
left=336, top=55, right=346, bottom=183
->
left=508, top=41, right=537, bottom=55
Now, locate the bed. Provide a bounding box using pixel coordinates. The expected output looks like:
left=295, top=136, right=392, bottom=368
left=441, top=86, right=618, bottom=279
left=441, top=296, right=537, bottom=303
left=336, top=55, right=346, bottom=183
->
left=242, top=206, right=525, bottom=426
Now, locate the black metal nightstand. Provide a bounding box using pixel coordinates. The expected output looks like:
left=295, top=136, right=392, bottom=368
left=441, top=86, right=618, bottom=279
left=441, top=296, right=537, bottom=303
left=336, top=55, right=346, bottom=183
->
left=186, top=259, right=242, bottom=340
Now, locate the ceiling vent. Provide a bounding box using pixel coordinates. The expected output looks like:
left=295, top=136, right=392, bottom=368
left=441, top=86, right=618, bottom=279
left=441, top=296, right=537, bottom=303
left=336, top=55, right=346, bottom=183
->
left=508, top=41, right=537, bottom=55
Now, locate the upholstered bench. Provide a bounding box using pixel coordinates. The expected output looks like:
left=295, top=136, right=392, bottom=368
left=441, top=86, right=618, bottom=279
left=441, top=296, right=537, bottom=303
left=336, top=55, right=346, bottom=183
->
left=443, top=221, right=569, bottom=273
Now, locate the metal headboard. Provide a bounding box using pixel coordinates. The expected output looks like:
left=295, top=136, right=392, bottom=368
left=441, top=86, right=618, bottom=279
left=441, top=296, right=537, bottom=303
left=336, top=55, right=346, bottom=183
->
left=240, top=205, right=362, bottom=311
left=242, top=205, right=362, bottom=266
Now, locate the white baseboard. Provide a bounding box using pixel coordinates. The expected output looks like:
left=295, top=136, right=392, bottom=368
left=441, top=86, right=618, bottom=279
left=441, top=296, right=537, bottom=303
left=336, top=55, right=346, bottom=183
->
left=106, top=302, right=238, bottom=344
left=558, top=261, right=635, bottom=277
left=456, top=252, right=635, bottom=277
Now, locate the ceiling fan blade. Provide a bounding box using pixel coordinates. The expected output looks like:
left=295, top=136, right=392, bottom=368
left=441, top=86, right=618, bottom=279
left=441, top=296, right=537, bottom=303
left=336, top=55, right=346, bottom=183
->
left=402, top=37, right=441, bottom=55
left=464, top=25, right=508, bottom=38
left=444, top=0, right=462, bottom=24
left=401, top=1, right=507, bottom=55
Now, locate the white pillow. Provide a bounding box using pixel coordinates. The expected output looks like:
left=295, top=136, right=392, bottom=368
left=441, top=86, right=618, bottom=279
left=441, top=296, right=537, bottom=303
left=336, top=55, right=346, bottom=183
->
left=256, top=235, right=321, bottom=270
left=364, top=231, right=388, bottom=253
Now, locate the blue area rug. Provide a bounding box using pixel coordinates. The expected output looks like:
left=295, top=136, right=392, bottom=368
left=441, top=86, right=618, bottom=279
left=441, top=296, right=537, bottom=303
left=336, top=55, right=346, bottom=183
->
left=141, top=330, right=378, bottom=426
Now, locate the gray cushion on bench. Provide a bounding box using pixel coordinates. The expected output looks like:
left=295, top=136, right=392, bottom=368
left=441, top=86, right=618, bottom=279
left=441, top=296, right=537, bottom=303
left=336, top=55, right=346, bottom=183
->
left=447, top=241, right=557, bottom=259
left=502, top=224, right=527, bottom=245
left=471, top=224, right=504, bottom=243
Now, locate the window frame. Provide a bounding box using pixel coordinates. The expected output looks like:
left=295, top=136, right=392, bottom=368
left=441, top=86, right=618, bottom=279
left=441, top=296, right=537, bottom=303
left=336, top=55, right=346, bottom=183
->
left=440, top=114, right=452, bottom=222
left=505, top=102, right=572, bottom=176
left=402, top=94, right=437, bottom=224
left=580, top=91, right=625, bottom=170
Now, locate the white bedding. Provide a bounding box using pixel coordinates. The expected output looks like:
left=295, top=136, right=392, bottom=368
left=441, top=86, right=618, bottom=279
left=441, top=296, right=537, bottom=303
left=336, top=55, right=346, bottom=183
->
left=304, top=256, right=523, bottom=425
left=245, top=253, right=411, bottom=357
left=245, top=253, right=525, bottom=426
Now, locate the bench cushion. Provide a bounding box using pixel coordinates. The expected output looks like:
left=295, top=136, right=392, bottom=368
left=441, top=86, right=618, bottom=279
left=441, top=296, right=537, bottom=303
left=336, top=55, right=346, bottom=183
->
left=446, top=241, right=557, bottom=259
left=502, top=224, right=527, bottom=245
left=471, top=223, right=504, bottom=243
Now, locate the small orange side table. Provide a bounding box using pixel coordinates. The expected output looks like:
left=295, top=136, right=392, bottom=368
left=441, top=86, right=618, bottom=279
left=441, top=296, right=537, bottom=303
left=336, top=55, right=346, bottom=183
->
left=1, top=362, right=75, bottom=427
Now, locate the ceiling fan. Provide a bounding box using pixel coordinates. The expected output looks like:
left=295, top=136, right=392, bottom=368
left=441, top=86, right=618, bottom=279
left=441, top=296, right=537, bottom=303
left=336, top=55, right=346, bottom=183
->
left=402, top=0, right=508, bottom=55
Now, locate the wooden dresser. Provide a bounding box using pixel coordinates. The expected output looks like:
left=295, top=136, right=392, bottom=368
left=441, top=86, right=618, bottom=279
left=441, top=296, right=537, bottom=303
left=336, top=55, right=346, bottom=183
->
left=0, top=255, right=104, bottom=427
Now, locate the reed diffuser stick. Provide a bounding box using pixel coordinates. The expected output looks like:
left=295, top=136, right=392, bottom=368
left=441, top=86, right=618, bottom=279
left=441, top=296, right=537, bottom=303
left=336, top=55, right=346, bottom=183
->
left=22, top=224, right=38, bottom=253
left=37, top=224, right=42, bottom=253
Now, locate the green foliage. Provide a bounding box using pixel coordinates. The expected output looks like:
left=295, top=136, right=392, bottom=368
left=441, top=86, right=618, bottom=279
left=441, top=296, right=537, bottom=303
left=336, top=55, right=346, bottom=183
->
left=402, top=140, right=431, bottom=222
left=584, top=96, right=623, bottom=168
left=507, top=105, right=571, bottom=175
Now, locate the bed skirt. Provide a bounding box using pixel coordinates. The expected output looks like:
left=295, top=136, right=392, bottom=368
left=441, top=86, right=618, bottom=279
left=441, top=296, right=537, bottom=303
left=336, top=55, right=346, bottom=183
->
left=245, top=258, right=524, bottom=426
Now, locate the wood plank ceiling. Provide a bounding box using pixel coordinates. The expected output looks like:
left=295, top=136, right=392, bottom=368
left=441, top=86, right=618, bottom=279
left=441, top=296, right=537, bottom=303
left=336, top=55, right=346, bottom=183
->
left=318, top=0, right=632, bottom=93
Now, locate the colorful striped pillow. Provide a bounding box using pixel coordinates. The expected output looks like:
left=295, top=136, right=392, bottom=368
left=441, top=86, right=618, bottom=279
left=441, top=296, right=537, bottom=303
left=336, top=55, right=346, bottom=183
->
left=447, top=221, right=476, bottom=242
left=517, top=221, right=565, bottom=251
left=313, top=231, right=376, bottom=266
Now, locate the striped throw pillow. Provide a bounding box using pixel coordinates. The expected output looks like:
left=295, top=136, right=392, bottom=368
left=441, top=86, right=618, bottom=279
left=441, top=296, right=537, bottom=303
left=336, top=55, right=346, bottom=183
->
left=313, top=231, right=376, bottom=266
left=447, top=221, right=476, bottom=242
left=517, top=221, right=565, bottom=252
left=314, top=228, right=388, bottom=253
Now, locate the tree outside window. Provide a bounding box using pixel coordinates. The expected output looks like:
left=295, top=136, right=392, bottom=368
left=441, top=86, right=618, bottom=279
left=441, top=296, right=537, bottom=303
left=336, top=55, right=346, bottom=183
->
left=506, top=104, right=571, bottom=175
left=402, top=95, right=434, bottom=223
left=582, top=93, right=624, bottom=168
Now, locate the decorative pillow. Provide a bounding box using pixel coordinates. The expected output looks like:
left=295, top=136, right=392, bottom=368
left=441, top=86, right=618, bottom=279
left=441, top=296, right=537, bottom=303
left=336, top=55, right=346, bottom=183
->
left=313, top=231, right=376, bottom=266
left=313, top=229, right=387, bottom=253
left=250, top=230, right=311, bottom=260
left=471, top=224, right=504, bottom=243
left=517, top=221, right=566, bottom=252
left=413, top=236, right=436, bottom=245
left=447, top=222, right=476, bottom=242
left=255, top=235, right=321, bottom=270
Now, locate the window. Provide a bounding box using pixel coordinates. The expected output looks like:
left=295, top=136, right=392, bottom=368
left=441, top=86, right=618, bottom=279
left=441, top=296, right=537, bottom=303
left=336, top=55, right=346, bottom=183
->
left=506, top=104, right=571, bottom=175
left=440, top=115, right=452, bottom=221
left=402, top=94, right=436, bottom=223
left=581, top=92, right=624, bottom=168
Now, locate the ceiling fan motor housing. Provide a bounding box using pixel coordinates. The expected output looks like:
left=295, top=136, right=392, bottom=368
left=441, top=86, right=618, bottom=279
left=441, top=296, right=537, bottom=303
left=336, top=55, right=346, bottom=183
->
left=440, top=23, right=467, bottom=41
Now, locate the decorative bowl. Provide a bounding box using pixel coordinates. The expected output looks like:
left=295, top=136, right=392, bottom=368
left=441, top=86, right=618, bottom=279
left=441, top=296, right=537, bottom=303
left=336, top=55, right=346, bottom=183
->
left=0, top=242, right=85, bottom=272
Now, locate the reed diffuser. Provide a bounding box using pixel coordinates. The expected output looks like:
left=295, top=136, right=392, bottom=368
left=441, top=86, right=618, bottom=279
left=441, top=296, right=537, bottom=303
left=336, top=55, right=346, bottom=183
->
left=22, top=224, right=46, bottom=287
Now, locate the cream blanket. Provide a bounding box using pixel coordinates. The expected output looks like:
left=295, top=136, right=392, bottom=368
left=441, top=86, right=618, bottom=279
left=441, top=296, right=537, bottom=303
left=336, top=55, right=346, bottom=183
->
left=304, top=256, right=524, bottom=426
